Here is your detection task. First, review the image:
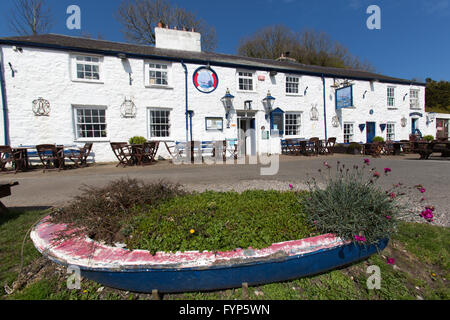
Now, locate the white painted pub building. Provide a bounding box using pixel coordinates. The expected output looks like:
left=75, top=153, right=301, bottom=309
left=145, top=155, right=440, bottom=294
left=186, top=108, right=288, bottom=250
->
left=0, top=27, right=445, bottom=162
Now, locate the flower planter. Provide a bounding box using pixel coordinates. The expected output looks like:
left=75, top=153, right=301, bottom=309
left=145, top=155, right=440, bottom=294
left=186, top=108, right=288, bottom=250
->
left=31, top=216, right=388, bottom=293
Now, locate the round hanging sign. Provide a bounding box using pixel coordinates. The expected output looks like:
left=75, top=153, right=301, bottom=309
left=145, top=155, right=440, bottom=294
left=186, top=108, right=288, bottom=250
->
left=193, top=66, right=219, bottom=93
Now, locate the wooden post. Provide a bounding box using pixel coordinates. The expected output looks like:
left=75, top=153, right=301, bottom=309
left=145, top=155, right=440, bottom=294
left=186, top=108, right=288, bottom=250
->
left=242, top=282, right=248, bottom=300
left=151, top=289, right=161, bottom=300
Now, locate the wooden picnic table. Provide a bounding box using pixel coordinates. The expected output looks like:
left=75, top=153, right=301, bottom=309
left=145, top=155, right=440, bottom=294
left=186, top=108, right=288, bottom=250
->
left=413, top=140, right=450, bottom=159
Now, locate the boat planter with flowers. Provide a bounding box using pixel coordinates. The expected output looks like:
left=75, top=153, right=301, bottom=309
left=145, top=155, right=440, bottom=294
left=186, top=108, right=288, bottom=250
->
left=31, top=216, right=388, bottom=293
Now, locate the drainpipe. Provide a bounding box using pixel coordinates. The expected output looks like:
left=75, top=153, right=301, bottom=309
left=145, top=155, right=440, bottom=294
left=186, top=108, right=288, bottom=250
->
left=322, top=74, right=328, bottom=141
left=0, top=53, right=9, bottom=146
left=187, top=110, right=193, bottom=141
left=181, top=61, right=189, bottom=143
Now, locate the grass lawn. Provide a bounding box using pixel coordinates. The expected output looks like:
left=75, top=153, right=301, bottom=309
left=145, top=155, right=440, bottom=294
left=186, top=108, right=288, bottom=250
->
left=1, top=206, right=449, bottom=300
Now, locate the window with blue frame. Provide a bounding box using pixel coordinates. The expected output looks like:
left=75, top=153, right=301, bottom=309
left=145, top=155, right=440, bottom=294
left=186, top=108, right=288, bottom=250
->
left=270, top=108, right=285, bottom=136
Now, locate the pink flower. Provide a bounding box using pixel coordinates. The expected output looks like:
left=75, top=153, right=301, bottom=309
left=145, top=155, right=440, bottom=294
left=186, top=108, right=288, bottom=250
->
left=420, top=197, right=426, bottom=202
left=420, top=188, right=426, bottom=193
left=364, top=159, right=370, bottom=165
left=420, top=208, right=434, bottom=222
left=354, top=235, right=366, bottom=243
left=389, top=192, right=396, bottom=199
left=289, top=184, right=294, bottom=190
left=387, top=258, right=395, bottom=265
left=386, top=216, right=391, bottom=220
left=384, top=168, right=392, bottom=173
left=373, top=172, right=381, bottom=178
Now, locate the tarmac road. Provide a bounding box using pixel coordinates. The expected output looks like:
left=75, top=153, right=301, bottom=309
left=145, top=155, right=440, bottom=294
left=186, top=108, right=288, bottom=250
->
left=2, top=153, right=449, bottom=226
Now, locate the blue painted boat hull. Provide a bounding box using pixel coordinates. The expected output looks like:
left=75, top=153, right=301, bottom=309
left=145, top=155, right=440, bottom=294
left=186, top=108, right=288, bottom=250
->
left=78, top=238, right=388, bottom=293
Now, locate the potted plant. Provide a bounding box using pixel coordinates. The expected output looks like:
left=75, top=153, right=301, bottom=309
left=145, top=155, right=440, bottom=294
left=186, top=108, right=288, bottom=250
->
left=372, top=136, right=385, bottom=143
left=129, top=136, right=147, bottom=145
left=423, top=135, right=434, bottom=142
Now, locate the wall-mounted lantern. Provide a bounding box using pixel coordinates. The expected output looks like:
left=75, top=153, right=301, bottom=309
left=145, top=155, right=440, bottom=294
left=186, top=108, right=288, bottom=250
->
left=32, top=97, right=50, bottom=116
left=262, top=91, right=276, bottom=119
left=221, top=88, right=234, bottom=128
left=304, top=86, right=309, bottom=96
left=403, top=93, right=408, bottom=101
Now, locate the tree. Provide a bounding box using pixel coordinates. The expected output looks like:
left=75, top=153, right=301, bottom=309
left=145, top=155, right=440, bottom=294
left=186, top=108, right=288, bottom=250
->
left=238, top=25, right=374, bottom=72
left=425, top=78, right=450, bottom=114
left=8, top=0, right=52, bottom=36
left=116, top=0, right=217, bottom=52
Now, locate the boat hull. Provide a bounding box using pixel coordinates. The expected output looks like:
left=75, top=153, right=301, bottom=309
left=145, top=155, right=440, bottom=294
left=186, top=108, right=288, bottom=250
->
left=31, top=216, right=388, bottom=293
left=81, top=239, right=388, bottom=293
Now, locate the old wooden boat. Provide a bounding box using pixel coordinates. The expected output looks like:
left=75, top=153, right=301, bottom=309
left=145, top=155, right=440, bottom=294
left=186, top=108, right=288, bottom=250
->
left=31, top=216, right=388, bottom=293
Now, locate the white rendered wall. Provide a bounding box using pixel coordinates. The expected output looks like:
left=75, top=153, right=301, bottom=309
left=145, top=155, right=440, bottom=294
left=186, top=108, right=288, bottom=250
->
left=0, top=45, right=427, bottom=162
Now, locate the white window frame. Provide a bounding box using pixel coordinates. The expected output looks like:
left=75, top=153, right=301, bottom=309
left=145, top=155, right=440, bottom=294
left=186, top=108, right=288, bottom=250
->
left=285, top=75, right=301, bottom=95
left=386, top=122, right=396, bottom=141
left=410, top=89, right=420, bottom=109
left=237, top=70, right=256, bottom=92
left=387, top=86, right=396, bottom=107
left=343, top=122, right=354, bottom=143
left=147, top=108, right=172, bottom=139
left=284, top=112, right=302, bottom=136
left=145, top=60, right=172, bottom=88
left=71, top=54, right=103, bottom=83
left=72, top=105, right=108, bottom=141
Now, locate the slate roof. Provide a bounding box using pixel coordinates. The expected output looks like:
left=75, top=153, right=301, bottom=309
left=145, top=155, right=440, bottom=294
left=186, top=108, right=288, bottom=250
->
left=0, top=33, right=425, bottom=86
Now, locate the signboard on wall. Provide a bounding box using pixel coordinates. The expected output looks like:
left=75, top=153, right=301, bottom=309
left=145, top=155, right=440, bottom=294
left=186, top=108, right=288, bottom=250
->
left=193, top=67, right=219, bottom=93
left=335, top=85, right=353, bottom=109
left=205, top=117, right=223, bottom=131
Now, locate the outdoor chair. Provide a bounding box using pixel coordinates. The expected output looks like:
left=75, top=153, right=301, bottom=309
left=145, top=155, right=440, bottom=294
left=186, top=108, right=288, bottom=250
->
left=325, top=137, right=336, bottom=155
left=226, top=139, right=239, bottom=159
left=0, top=146, right=25, bottom=173
left=36, top=144, right=65, bottom=172
left=400, top=140, right=411, bottom=154
left=64, top=143, right=93, bottom=167
left=366, top=142, right=383, bottom=157
left=134, top=141, right=160, bottom=165
left=384, top=141, right=395, bottom=155
left=110, top=142, right=134, bottom=167
left=306, top=137, right=320, bottom=156
left=281, top=139, right=288, bottom=155
left=316, top=139, right=327, bottom=155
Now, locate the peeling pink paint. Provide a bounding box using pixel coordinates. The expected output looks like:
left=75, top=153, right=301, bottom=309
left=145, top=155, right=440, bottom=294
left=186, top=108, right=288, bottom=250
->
left=31, top=216, right=349, bottom=269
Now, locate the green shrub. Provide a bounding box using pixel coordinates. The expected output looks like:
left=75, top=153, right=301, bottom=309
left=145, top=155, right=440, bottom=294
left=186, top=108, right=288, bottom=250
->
left=50, top=178, right=186, bottom=244
left=301, top=161, right=427, bottom=245
left=423, top=135, right=434, bottom=142
left=129, top=136, right=147, bottom=145
left=347, top=142, right=362, bottom=154
left=372, top=136, right=385, bottom=143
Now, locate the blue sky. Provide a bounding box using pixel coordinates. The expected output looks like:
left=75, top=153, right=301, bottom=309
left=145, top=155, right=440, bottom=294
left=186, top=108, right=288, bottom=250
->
left=1, top=0, right=449, bottom=81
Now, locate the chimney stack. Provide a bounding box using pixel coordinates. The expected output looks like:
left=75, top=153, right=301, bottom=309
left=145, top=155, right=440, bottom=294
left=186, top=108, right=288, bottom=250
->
left=155, top=26, right=202, bottom=52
